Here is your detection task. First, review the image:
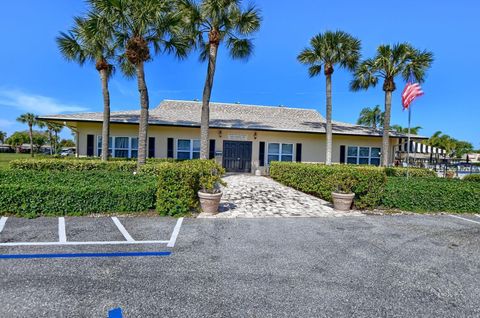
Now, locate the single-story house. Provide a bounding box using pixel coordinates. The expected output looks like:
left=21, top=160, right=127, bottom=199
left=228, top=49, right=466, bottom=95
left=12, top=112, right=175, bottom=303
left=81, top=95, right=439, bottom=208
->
left=38, top=99, right=426, bottom=173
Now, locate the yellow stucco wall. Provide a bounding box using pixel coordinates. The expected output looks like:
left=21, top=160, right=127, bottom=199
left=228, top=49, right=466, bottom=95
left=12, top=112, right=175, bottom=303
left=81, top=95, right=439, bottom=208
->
left=76, top=122, right=398, bottom=172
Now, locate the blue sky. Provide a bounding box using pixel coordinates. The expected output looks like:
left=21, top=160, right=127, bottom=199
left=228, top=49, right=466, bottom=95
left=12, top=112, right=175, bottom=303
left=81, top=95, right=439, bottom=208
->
left=0, top=0, right=479, bottom=147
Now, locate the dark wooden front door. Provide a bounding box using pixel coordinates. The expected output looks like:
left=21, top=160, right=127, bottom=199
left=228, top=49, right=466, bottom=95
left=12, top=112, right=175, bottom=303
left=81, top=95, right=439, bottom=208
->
left=223, top=141, right=252, bottom=173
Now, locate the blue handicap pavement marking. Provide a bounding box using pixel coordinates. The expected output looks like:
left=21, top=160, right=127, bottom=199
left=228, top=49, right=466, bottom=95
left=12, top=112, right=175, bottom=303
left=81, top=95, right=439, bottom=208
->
left=108, top=307, right=123, bottom=318
left=0, top=251, right=172, bottom=260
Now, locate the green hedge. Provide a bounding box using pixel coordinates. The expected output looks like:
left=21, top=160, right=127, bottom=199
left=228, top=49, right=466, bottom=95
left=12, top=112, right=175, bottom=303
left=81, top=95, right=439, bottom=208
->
left=3, top=159, right=223, bottom=217
left=463, top=174, right=480, bottom=182
left=382, top=177, right=480, bottom=213
left=0, top=170, right=156, bottom=216
left=156, top=160, right=225, bottom=216
left=269, top=162, right=386, bottom=209
left=384, top=167, right=437, bottom=178
left=9, top=158, right=176, bottom=173
left=10, top=159, right=137, bottom=172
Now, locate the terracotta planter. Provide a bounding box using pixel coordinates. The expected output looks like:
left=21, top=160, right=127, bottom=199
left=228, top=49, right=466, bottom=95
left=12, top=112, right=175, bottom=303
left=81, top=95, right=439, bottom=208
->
left=198, top=191, right=223, bottom=214
left=331, top=192, right=355, bottom=211
left=445, top=171, right=455, bottom=179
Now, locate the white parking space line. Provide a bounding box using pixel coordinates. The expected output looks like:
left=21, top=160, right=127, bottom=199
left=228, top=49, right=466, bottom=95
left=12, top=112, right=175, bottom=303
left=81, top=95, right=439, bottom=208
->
left=449, top=215, right=480, bottom=225
left=0, top=217, right=7, bottom=233
left=167, top=218, right=184, bottom=248
left=0, top=217, right=182, bottom=249
left=58, top=217, right=67, bottom=243
left=111, top=217, right=135, bottom=242
left=0, top=240, right=170, bottom=247
left=475, top=214, right=480, bottom=219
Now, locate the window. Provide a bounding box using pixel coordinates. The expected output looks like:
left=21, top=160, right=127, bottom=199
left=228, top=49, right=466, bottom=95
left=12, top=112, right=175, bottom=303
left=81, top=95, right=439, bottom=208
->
left=346, top=146, right=381, bottom=166
left=268, top=143, right=293, bottom=164
left=177, top=139, right=200, bottom=160
left=370, top=147, right=381, bottom=166
left=347, top=146, right=358, bottom=164
left=97, top=136, right=112, bottom=157
left=131, top=138, right=138, bottom=158
left=97, top=136, right=138, bottom=158
left=114, top=137, right=129, bottom=158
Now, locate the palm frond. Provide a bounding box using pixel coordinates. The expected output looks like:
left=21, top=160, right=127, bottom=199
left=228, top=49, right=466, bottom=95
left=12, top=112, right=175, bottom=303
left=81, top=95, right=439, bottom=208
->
left=402, top=48, right=434, bottom=83
left=163, top=35, right=192, bottom=59
left=350, top=59, right=378, bottom=91
left=198, top=39, right=210, bottom=62
left=308, top=65, right=322, bottom=77
left=298, top=30, right=361, bottom=77
left=56, top=31, right=87, bottom=65
left=226, top=37, right=253, bottom=60
left=234, top=4, right=261, bottom=35
left=16, top=113, right=38, bottom=126
left=297, top=48, right=318, bottom=65
left=118, top=54, right=136, bottom=78
left=58, top=6, right=117, bottom=70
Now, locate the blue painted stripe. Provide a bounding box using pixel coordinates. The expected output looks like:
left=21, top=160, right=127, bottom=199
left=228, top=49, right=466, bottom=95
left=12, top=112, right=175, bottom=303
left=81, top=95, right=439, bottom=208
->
left=108, top=307, right=123, bottom=318
left=0, top=251, right=171, bottom=259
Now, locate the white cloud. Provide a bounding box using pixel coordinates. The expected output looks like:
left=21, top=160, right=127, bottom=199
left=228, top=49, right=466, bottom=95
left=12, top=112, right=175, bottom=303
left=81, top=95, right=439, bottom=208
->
left=0, top=89, right=88, bottom=114
left=0, top=119, right=15, bottom=129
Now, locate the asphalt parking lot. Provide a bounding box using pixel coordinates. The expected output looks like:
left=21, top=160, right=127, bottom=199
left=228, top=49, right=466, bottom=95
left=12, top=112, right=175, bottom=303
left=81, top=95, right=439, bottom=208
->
left=1, top=214, right=480, bottom=317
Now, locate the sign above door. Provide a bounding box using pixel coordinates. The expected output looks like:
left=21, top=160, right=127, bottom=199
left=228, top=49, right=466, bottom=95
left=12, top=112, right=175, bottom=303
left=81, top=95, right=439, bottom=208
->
left=227, top=134, right=248, bottom=141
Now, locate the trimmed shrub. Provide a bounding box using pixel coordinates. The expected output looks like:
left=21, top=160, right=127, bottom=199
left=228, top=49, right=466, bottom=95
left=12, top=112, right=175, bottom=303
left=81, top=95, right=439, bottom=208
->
left=269, top=162, right=386, bottom=209
left=463, top=174, right=480, bottom=182
left=382, top=177, right=480, bottom=213
left=156, top=160, right=225, bottom=216
left=9, top=158, right=176, bottom=173
left=384, top=167, right=437, bottom=178
left=0, top=170, right=156, bottom=216
left=10, top=159, right=137, bottom=172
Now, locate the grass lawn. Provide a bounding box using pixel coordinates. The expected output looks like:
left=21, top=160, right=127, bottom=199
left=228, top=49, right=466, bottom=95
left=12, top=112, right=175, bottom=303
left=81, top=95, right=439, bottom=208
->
left=0, top=153, right=33, bottom=169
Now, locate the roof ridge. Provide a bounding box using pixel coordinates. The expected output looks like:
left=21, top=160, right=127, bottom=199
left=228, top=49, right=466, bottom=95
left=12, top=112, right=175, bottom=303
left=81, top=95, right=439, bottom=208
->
left=160, top=99, right=320, bottom=112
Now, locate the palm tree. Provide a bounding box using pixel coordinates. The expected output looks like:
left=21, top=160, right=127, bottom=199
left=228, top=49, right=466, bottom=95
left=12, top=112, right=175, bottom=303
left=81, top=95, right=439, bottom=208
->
left=357, top=105, right=384, bottom=129
left=298, top=31, right=361, bottom=165
left=92, top=0, right=189, bottom=166
left=427, top=130, right=443, bottom=147
left=43, top=122, right=63, bottom=154
left=0, top=131, right=6, bottom=144
left=57, top=11, right=115, bottom=161
left=391, top=124, right=422, bottom=135
left=351, top=43, right=433, bottom=166
left=16, top=113, right=44, bottom=157
left=180, top=0, right=262, bottom=159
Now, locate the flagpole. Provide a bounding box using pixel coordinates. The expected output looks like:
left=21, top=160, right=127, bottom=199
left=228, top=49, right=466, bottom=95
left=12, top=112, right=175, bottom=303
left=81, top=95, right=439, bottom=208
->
left=406, top=105, right=411, bottom=179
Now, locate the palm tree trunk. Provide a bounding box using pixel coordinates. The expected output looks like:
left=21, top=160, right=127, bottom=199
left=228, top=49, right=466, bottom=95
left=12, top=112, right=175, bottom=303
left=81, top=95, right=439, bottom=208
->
left=382, top=90, right=393, bottom=166
left=100, top=69, right=110, bottom=161
left=136, top=61, right=149, bottom=167
left=54, top=131, right=58, bottom=154
left=29, top=124, right=34, bottom=158
left=49, top=130, right=53, bottom=155
left=325, top=73, right=333, bottom=165
left=200, top=42, right=219, bottom=160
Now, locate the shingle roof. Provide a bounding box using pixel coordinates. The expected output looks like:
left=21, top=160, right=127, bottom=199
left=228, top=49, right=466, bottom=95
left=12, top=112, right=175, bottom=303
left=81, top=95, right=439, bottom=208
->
left=38, top=99, right=425, bottom=138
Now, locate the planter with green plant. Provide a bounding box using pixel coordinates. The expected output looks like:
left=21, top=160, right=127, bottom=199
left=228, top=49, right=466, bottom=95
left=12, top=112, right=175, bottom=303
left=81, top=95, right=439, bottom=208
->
left=332, top=176, right=355, bottom=211
left=198, top=166, right=226, bottom=214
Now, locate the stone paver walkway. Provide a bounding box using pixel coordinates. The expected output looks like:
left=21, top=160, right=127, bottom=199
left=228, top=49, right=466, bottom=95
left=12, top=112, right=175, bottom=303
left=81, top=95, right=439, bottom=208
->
left=198, top=174, right=362, bottom=218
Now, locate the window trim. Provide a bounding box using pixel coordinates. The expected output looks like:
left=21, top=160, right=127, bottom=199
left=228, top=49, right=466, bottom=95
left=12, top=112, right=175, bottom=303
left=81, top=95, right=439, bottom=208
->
left=176, top=139, right=200, bottom=160
left=266, top=142, right=294, bottom=165
left=346, top=145, right=381, bottom=165
left=97, top=136, right=138, bottom=158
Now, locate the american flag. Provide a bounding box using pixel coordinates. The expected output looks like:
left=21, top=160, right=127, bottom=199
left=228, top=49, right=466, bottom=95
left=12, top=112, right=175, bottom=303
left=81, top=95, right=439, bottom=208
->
left=402, top=81, right=424, bottom=110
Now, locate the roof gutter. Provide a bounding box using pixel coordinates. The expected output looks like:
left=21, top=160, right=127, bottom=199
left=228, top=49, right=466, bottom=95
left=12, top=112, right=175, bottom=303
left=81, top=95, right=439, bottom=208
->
left=37, top=116, right=428, bottom=140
